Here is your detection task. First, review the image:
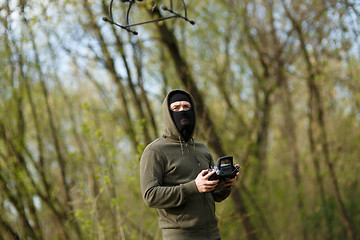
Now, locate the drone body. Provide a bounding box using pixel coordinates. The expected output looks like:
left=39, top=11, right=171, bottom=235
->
left=102, top=0, right=195, bottom=35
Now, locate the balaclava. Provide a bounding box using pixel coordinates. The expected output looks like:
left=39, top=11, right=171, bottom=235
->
left=168, top=92, right=195, bottom=142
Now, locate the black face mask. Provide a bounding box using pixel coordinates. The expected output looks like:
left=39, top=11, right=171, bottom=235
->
left=170, top=109, right=195, bottom=142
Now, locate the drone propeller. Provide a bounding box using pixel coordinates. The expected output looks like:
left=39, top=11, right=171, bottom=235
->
left=102, top=0, right=195, bottom=35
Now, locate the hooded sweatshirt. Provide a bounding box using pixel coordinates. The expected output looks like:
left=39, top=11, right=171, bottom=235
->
left=140, top=89, right=231, bottom=240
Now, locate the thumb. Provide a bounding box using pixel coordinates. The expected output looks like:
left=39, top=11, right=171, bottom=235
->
left=199, top=169, right=209, bottom=176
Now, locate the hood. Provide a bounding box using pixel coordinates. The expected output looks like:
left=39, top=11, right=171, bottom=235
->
left=162, top=89, right=197, bottom=142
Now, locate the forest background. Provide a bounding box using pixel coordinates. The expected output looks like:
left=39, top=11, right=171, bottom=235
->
left=1, top=0, right=360, bottom=239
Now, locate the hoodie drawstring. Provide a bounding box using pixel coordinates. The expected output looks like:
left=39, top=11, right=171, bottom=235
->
left=191, top=138, right=201, bottom=167
left=179, top=137, right=200, bottom=167
left=191, top=138, right=196, bottom=151
left=179, top=135, right=184, bottom=155
left=179, top=136, right=197, bottom=156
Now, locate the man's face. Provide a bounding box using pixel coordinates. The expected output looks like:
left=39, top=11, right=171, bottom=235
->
left=169, top=101, right=192, bottom=127
left=169, top=101, right=192, bottom=112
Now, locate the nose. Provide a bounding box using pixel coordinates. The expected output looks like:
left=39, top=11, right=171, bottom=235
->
left=179, top=106, right=186, bottom=111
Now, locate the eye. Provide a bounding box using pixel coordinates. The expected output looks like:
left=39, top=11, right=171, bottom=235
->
left=171, top=106, right=180, bottom=111
left=183, top=105, right=191, bottom=110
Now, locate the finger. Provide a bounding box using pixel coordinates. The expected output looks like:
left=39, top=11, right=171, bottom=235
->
left=205, top=181, right=219, bottom=188
left=206, top=185, right=217, bottom=191
left=223, top=179, right=233, bottom=185
left=203, top=170, right=216, bottom=180
left=225, top=179, right=236, bottom=187
left=229, top=179, right=236, bottom=184
left=200, top=169, right=209, bottom=177
left=209, top=186, right=217, bottom=191
left=206, top=178, right=219, bottom=184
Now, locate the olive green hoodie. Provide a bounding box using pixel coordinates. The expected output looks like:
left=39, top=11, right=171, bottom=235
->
left=140, top=90, right=231, bottom=240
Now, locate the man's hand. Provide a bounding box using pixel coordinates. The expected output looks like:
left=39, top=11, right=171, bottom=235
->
left=195, top=170, right=219, bottom=193
left=224, top=164, right=240, bottom=187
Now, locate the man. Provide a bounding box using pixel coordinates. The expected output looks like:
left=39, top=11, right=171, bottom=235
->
left=140, top=89, right=238, bottom=240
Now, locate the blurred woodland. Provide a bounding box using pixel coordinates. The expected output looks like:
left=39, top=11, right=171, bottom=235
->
left=1, top=0, right=360, bottom=239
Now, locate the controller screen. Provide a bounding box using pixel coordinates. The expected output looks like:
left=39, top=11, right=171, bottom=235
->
left=220, top=159, right=231, bottom=167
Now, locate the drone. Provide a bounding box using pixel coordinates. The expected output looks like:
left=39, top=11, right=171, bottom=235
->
left=102, top=0, right=195, bottom=35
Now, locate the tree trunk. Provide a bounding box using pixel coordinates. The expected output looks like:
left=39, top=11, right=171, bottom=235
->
left=280, top=79, right=307, bottom=240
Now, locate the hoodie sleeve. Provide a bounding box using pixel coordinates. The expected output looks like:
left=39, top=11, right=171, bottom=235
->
left=212, top=183, right=232, bottom=202
left=140, top=148, right=199, bottom=209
